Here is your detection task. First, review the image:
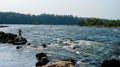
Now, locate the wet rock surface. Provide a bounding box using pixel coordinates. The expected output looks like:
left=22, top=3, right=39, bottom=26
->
left=35, top=53, right=76, bottom=67
left=0, top=31, right=27, bottom=45
left=0, top=31, right=17, bottom=43
left=46, top=61, right=75, bottom=67
left=13, top=37, right=27, bottom=45
left=36, top=53, right=49, bottom=67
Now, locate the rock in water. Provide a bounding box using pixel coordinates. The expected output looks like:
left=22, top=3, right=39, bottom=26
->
left=61, top=58, right=76, bottom=65
left=42, top=44, right=47, bottom=48
left=35, top=53, right=76, bottom=67
left=0, top=31, right=17, bottom=43
left=0, top=31, right=27, bottom=45
left=26, top=43, right=31, bottom=46
left=36, top=53, right=49, bottom=67
left=13, top=37, right=27, bottom=45
left=36, top=53, right=48, bottom=61
left=36, top=57, right=49, bottom=67
left=46, top=60, right=75, bottom=67
left=16, top=46, right=22, bottom=49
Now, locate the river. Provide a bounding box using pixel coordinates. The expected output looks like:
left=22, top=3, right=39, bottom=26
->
left=0, top=24, right=120, bottom=67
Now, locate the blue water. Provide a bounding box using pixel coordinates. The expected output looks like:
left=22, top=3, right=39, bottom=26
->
left=0, top=25, right=120, bottom=67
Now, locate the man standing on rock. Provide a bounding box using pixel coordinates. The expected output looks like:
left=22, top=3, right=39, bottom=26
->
left=17, top=29, right=23, bottom=41
left=18, top=29, right=22, bottom=37
left=14, top=29, right=27, bottom=45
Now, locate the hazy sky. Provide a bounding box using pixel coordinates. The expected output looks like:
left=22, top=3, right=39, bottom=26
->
left=0, top=0, right=120, bottom=19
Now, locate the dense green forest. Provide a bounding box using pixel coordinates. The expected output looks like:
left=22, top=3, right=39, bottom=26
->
left=0, top=12, right=120, bottom=27
left=0, top=12, right=80, bottom=25
left=78, top=18, right=120, bottom=27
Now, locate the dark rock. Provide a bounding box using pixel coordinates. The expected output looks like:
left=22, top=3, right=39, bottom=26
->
left=42, top=44, right=47, bottom=48
left=0, top=31, right=27, bottom=45
left=36, top=61, right=44, bottom=67
left=13, top=37, right=27, bottom=45
left=0, top=31, right=5, bottom=34
left=101, top=59, right=120, bottom=67
left=36, top=53, right=49, bottom=66
left=73, top=47, right=76, bottom=49
left=16, top=46, right=22, bottom=49
left=0, top=31, right=17, bottom=43
left=35, top=53, right=76, bottom=67
left=26, top=43, right=31, bottom=46
left=36, top=53, right=48, bottom=61
left=36, top=57, right=49, bottom=67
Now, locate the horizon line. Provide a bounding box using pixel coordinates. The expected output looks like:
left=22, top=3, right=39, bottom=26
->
left=0, top=11, right=119, bottom=20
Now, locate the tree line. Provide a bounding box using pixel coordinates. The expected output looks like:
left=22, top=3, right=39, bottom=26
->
left=78, top=18, right=120, bottom=27
left=0, top=12, right=79, bottom=25
left=0, top=12, right=120, bottom=27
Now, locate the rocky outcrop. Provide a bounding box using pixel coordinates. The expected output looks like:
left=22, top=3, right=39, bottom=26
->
left=0, top=31, right=27, bottom=45
left=46, top=58, right=75, bottom=67
left=0, top=31, right=17, bottom=43
left=36, top=53, right=49, bottom=67
left=13, top=37, right=27, bottom=45
left=35, top=53, right=76, bottom=67
left=36, top=53, right=48, bottom=61
left=46, top=60, right=75, bottom=67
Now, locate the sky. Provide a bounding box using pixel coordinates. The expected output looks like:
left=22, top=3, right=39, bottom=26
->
left=0, top=0, right=120, bottom=19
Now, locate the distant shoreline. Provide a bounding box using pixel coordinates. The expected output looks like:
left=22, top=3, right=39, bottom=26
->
left=0, top=26, right=8, bottom=28
left=0, top=24, right=119, bottom=29
left=78, top=25, right=120, bottom=28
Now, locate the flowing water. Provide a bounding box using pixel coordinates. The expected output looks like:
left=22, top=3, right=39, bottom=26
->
left=0, top=24, right=120, bottom=67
